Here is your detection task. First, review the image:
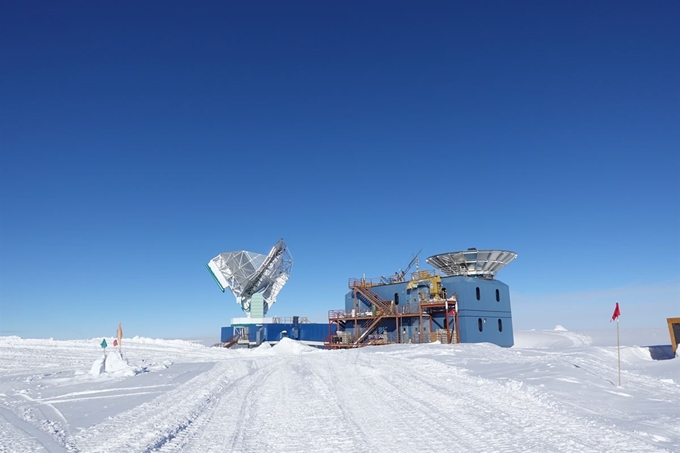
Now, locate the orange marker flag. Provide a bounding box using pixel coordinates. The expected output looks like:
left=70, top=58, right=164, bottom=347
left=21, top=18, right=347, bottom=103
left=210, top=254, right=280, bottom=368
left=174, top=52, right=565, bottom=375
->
left=117, top=322, right=123, bottom=352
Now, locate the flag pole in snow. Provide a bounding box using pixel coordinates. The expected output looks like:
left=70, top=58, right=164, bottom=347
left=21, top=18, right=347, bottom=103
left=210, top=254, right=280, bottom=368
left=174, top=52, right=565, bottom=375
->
left=616, top=317, right=621, bottom=386
left=611, top=302, right=621, bottom=386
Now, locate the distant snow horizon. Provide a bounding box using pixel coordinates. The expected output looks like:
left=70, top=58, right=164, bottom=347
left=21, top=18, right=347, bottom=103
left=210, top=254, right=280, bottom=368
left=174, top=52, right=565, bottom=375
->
left=2, top=325, right=673, bottom=349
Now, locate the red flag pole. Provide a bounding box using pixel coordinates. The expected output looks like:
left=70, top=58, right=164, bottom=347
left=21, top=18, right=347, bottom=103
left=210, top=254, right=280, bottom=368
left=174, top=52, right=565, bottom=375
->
left=616, top=316, right=621, bottom=386
left=611, top=302, right=622, bottom=386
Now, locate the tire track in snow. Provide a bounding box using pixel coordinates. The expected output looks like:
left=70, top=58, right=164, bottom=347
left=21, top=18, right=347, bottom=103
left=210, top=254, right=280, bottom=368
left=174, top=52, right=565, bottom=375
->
left=478, top=343, right=680, bottom=448
left=318, top=350, right=459, bottom=451
left=1, top=392, right=78, bottom=452
left=418, top=341, right=680, bottom=449
left=364, top=352, right=562, bottom=452
left=269, top=352, right=370, bottom=450
left=394, top=353, right=670, bottom=452
left=0, top=405, right=64, bottom=453
left=183, top=354, right=367, bottom=453
left=75, top=361, right=234, bottom=453
left=182, top=351, right=399, bottom=453
left=158, top=357, right=282, bottom=453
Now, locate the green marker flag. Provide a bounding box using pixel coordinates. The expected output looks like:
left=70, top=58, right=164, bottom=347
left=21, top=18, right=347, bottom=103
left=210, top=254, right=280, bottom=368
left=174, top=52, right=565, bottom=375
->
left=100, top=338, right=107, bottom=349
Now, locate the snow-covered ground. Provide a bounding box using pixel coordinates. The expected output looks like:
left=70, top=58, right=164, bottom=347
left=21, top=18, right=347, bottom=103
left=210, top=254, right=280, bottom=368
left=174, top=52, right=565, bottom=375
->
left=0, top=327, right=677, bottom=453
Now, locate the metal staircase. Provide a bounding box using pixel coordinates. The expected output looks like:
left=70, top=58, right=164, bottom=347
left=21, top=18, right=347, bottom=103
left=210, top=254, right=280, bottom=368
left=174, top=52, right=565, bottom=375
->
left=352, top=285, right=393, bottom=315
left=349, top=285, right=393, bottom=346
left=223, top=334, right=241, bottom=348
left=354, top=316, right=385, bottom=345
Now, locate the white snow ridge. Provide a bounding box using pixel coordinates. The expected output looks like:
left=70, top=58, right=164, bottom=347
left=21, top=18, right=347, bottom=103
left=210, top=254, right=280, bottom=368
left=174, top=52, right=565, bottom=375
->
left=0, top=329, right=678, bottom=452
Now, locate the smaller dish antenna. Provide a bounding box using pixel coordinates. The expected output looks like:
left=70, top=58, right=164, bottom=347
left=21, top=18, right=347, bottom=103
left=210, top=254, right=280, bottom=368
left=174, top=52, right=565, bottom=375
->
left=426, top=248, right=516, bottom=279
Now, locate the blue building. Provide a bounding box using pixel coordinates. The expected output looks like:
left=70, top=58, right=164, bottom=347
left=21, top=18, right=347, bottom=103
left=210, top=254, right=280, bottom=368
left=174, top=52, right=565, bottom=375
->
left=220, top=316, right=332, bottom=348
left=328, top=249, right=517, bottom=348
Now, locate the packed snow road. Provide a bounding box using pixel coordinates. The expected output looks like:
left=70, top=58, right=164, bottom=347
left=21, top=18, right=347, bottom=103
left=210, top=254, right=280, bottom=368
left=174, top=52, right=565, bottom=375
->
left=0, top=333, right=678, bottom=453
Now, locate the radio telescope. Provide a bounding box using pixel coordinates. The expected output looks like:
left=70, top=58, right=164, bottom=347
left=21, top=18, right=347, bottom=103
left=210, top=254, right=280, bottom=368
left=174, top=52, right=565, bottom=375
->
left=206, top=239, right=293, bottom=317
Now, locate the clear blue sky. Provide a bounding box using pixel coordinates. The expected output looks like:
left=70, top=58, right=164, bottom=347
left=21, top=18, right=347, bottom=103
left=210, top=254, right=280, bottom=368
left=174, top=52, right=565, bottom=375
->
left=1, top=1, right=678, bottom=340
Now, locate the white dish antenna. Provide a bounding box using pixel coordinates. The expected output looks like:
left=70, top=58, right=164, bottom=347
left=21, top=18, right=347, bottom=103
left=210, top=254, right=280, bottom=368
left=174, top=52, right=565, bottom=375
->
left=426, top=248, right=516, bottom=279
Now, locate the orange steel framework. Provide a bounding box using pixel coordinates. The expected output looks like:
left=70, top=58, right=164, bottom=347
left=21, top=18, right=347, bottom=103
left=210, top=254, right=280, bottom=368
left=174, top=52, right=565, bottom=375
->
left=326, top=278, right=460, bottom=348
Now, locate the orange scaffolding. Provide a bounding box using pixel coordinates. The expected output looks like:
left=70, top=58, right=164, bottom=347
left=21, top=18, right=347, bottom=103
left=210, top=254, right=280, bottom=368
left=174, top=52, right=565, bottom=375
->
left=326, top=282, right=459, bottom=349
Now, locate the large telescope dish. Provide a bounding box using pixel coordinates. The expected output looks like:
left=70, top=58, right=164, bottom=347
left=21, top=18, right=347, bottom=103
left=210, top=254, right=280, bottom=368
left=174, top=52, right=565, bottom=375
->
left=426, top=248, right=516, bottom=279
left=206, top=239, right=293, bottom=317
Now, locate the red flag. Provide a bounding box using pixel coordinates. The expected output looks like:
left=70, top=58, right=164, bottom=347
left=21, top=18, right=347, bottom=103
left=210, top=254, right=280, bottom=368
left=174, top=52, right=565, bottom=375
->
left=611, top=302, right=621, bottom=322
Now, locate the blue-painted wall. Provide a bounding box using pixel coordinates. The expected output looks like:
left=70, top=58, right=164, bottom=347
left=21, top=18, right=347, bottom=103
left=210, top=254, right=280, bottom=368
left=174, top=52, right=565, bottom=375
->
left=221, top=326, right=232, bottom=341
left=442, top=276, right=513, bottom=347
left=221, top=322, right=332, bottom=344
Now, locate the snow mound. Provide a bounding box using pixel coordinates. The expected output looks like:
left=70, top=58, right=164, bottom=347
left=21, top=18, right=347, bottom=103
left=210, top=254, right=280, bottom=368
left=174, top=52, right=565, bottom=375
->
left=513, top=330, right=591, bottom=349
left=251, top=342, right=273, bottom=355
left=271, top=337, right=317, bottom=355
left=619, top=346, right=676, bottom=362
left=621, top=346, right=655, bottom=361
left=90, top=355, right=105, bottom=376
left=553, top=325, right=568, bottom=332
left=90, top=351, right=140, bottom=377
